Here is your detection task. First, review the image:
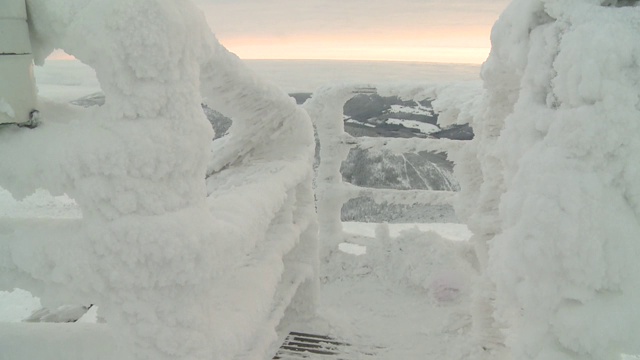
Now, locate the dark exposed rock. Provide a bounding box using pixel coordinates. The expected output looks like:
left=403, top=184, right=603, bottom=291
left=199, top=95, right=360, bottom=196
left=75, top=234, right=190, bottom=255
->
left=343, top=94, right=390, bottom=121
left=341, top=198, right=458, bottom=223
left=290, top=92, right=312, bottom=105
left=202, top=105, right=232, bottom=140
left=431, top=124, right=474, bottom=141
left=341, top=149, right=458, bottom=192
left=341, top=93, right=472, bottom=140
left=602, top=0, right=639, bottom=6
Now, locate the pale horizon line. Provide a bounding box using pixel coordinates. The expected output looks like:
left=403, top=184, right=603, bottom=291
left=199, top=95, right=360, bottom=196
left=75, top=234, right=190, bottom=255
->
left=240, top=57, right=485, bottom=66
left=45, top=53, right=485, bottom=67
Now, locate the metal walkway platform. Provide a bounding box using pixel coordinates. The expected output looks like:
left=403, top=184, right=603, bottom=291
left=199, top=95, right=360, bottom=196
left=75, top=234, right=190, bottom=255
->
left=273, top=332, right=377, bottom=359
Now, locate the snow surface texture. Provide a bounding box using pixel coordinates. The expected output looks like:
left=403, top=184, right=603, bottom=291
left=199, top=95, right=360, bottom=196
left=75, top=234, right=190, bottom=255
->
left=0, top=1, right=317, bottom=360
left=1, top=221, right=480, bottom=360
left=300, top=222, right=478, bottom=360
left=454, top=0, right=640, bottom=359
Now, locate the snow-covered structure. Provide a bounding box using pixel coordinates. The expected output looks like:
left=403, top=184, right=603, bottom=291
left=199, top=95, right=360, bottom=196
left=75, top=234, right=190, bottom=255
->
left=0, top=0, right=37, bottom=125
left=305, top=85, right=468, bottom=267
left=456, top=0, right=640, bottom=359
left=4, top=0, right=640, bottom=359
left=0, top=1, right=317, bottom=359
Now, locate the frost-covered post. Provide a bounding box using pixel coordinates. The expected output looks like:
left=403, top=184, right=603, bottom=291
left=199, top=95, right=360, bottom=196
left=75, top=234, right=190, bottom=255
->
left=462, top=0, right=640, bottom=359
left=0, top=0, right=37, bottom=125
left=304, top=86, right=357, bottom=262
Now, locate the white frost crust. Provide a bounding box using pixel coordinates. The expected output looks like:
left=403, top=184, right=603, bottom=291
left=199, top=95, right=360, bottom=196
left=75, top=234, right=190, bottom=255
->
left=0, top=1, right=317, bottom=360
left=304, top=85, right=358, bottom=261
left=458, top=0, right=640, bottom=359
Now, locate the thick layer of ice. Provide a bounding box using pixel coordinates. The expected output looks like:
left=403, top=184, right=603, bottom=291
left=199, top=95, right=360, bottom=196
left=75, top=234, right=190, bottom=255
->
left=0, top=1, right=317, bottom=360
left=456, top=0, right=640, bottom=359
left=304, top=85, right=359, bottom=262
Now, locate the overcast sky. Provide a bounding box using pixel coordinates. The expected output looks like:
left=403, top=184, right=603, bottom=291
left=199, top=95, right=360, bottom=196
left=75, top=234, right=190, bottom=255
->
left=194, top=0, right=511, bottom=64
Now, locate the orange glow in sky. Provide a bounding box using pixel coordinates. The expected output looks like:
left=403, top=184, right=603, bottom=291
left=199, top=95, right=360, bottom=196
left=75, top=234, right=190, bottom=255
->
left=47, top=1, right=507, bottom=65
left=228, top=42, right=490, bottom=64
left=219, top=28, right=491, bottom=64
left=197, top=0, right=509, bottom=64
left=47, top=51, right=76, bottom=61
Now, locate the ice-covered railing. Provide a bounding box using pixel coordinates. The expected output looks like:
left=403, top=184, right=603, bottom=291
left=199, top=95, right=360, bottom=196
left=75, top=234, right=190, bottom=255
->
left=304, top=84, right=480, bottom=261
left=0, top=1, right=317, bottom=360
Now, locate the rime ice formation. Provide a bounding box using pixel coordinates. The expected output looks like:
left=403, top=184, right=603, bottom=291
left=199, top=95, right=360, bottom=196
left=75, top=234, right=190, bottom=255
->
left=0, top=1, right=317, bottom=360
left=306, top=84, right=469, bottom=284
left=3, top=0, right=639, bottom=358
left=454, top=0, right=640, bottom=359
left=304, top=85, right=357, bottom=262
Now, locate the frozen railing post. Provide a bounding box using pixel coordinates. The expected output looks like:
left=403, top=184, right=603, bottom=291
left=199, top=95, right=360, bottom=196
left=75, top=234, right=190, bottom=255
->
left=0, top=0, right=38, bottom=126
left=304, top=86, right=356, bottom=262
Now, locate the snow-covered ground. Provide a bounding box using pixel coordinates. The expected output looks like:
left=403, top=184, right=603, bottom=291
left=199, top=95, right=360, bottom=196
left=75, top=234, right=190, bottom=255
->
left=1, top=220, right=476, bottom=360
left=288, top=221, right=477, bottom=360
left=342, top=221, right=471, bottom=241
left=0, top=222, right=472, bottom=316
left=345, top=118, right=376, bottom=127
left=3, top=219, right=638, bottom=360
left=387, top=101, right=439, bottom=135
left=389, top=104, right=434, bottom=116
left=386, top=118, right=440, bottom=134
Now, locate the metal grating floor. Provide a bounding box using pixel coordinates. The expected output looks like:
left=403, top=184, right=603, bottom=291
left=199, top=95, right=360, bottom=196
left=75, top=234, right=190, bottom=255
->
left=272, top=332, right=377, bottom=359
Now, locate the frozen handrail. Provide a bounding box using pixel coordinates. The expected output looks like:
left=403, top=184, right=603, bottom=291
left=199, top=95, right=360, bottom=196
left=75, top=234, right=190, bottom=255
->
left=0, top=1, right=318, bottom=360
